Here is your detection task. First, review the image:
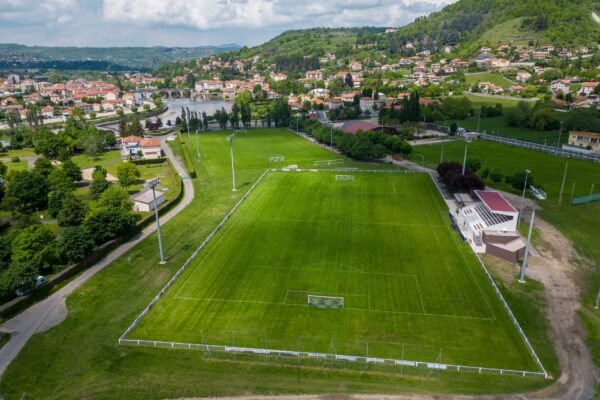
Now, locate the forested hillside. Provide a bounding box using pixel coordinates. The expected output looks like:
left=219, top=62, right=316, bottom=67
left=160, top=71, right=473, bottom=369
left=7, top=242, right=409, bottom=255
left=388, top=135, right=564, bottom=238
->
left=390, top=0, right=600, bottom=53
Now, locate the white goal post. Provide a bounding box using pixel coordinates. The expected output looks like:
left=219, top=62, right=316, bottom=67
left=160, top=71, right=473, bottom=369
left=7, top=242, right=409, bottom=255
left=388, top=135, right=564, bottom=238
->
left=269, top=156, right=285, bottom=163
left=336, top=175, right=355, bottom=181
left=308, top=295, right=344, bottom=309
left=314, top=159, right=344, bottom=166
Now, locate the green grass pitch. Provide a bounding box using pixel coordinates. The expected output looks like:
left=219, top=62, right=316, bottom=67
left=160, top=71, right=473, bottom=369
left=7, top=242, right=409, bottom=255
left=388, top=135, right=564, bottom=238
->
left=129, top=170, right=538, bottom=372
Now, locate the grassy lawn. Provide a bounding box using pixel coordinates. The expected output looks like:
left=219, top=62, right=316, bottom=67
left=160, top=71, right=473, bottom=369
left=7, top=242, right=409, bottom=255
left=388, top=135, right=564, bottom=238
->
left=479, top=17, right=544, bottom=47
left=459, top=93, right=536, bottom=110
left=437, top=116, right=567, bottom=146
left=0, top=129, right=554, bottom=399
left=2, top=160, right=29, bottom=173
left=71, top=150, right=123, bottom=176
left=408, top=139, right=600, bottom=366
left=465, top=72, right=514, bottom=89
left=0, top=147, right=37, bottom=158
left=131, top=171, right=537, bottom=371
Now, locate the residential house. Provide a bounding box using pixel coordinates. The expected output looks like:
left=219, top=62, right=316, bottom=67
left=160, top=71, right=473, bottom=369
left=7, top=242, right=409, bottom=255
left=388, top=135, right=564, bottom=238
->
left=568, top=131, right=600, bottom=152
left=305, top=70, right=323, bottom=81
left=580, top=82, right=598, bottom=96
left=550, top=80, right=570, bottom=94
left=516, top=71, right=532, bottom=83
left=349, top=61, right=363, bottom=71
left=359, top=97, right=375, bottom=112
left=140, top=138, right=162, bottom=159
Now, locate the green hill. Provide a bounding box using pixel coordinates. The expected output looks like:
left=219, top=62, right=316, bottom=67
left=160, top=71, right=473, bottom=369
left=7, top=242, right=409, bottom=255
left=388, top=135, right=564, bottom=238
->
left=234, top=27, right=385, bottom=62
left=0, top=43, right=241, bottom=71
left=390, top=0, right=600, bottom=52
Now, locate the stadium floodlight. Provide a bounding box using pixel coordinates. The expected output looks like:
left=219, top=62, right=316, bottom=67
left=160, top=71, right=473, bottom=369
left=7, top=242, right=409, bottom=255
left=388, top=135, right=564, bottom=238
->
left=519, top=185, right=546, bottom=283
left=461, top=137, right=472, bottom=176
left=517, top=169, right=531, bottom=226
left=148, top=178, right=166, bottom=264
left=227, top=134, right=237, bottom=191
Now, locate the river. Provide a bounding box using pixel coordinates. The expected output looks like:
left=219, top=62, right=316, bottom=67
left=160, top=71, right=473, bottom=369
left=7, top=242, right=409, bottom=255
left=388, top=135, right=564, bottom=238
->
left=160, top=99, right=233, bottom=125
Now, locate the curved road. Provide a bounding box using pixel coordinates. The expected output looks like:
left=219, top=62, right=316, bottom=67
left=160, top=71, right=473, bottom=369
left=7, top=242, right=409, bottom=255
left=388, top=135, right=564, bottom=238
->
left=0, top=135, right=194, bottom=376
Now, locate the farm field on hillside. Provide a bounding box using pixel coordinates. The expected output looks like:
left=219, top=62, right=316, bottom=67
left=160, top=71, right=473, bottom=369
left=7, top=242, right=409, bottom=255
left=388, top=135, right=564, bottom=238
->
left=465, top=72, right=515, bottom=88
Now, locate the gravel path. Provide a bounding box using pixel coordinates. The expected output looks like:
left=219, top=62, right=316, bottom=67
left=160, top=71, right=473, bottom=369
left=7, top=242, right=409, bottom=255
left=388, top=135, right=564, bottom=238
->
left=0, top=135, right=195, bottom=376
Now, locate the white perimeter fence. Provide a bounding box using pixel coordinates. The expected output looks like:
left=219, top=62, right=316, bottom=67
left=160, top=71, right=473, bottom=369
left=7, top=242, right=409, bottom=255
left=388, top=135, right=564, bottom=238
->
left=118, top=168, right=548, bottom=379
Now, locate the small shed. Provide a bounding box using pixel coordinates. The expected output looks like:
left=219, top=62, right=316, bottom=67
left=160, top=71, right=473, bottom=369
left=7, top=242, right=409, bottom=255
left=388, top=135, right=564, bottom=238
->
left=132, top=188, right=165, bottom=212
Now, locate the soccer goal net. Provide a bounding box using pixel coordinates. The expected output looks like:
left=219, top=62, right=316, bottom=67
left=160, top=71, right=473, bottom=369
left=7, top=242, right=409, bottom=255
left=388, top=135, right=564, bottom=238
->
left=314, top=159, right=344, bottom=167
left=336, top=175, right=355, bottom=181
left=308, top=295, right=344, bottom=309
left=269, top=156, right=284, bottom=163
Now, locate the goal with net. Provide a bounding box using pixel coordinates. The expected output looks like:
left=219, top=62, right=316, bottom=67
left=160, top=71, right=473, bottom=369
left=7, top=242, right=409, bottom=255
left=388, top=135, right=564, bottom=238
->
left=336, top=175, right=355, bottom=181
left=308, top=295, right=344, bottom=309
left=314, top=159, right=343, bottom=167
left=269, top=156, right=284, bottom=163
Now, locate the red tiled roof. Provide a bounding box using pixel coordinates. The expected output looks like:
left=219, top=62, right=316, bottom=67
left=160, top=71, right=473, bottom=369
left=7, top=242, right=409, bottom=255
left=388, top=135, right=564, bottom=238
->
left=119, top=135, right=142, bottom=143
left=475, top=190, right=517, bottom=214
left=140, top=138, right=161, bottom=147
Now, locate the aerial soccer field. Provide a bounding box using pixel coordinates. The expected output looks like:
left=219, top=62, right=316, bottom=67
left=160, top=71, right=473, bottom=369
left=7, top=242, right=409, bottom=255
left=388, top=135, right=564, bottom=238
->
left=129, top=170, right=539, bottom=372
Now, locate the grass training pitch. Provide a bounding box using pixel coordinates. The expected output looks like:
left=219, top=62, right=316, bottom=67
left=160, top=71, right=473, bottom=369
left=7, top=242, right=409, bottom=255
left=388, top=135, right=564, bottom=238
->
left=129, top=170, right=539, bottom=372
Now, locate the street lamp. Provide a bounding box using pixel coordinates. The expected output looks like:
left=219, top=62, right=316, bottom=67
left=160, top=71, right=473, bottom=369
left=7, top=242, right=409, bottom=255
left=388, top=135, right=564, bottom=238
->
left=227, top=133, right=237, bottom=191
left=148, top=178, right=166, bottom=264
left=519, top=186, right=547, bottom=283
left=461, top=137, right=472, bottom=176
left=517, top=169, right=531, bottom=226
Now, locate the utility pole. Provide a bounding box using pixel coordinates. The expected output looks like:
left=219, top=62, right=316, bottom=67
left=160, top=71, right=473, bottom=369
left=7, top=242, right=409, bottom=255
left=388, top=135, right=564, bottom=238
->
left=517, top=169, right=531, bottom=226
left=148, top=179, right=165, bottom=264
left=227, top=134, right=237, bottom=191
left=558, top=162, right=568, bottom=203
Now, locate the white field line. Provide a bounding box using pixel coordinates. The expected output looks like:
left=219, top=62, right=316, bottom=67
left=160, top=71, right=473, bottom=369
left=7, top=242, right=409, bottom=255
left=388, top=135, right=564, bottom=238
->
left=173, top=294, right=496, bottom=322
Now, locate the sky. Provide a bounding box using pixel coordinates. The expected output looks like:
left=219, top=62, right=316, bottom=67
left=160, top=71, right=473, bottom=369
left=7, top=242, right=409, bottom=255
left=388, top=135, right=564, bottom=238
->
left=0, top=0, right=456, bottom=48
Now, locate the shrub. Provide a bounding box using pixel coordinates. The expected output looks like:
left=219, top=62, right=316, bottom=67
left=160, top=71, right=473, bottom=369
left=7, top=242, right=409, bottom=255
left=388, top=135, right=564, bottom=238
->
left=10, top=156, right=19, bottom=163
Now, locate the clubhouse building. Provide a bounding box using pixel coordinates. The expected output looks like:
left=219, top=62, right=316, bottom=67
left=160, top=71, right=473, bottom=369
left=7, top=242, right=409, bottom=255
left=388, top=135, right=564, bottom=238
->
left=453, top=190, right=526, bottom=263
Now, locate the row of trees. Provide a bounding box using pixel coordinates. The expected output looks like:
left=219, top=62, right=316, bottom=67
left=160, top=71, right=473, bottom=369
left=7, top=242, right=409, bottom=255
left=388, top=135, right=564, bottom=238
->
left=378, top=92, right=421, bottom=126
left=0, top=158, right=138, bottom=298
left=300, top=118, right=412, bottom=160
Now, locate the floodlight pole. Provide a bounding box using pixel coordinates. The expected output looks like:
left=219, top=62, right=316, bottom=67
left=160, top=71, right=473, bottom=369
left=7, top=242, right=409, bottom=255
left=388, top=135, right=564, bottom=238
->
left=440, top=142, right=444, bottom=163
left=228, top=134, right=237, bottom=191
left=558, top=162, right=568, bottom=203
left=595, top=289, right=600, bottom=309
left=330, top=125, right=333, bottom=148
left=517, top=169, right=531, bottom=226
left=195, top=128, right=201, bottom=161
left=519, top=186, right=545, bottom=283
left=149, top=179, right=166, bottom=264
left=461, top=139, right=471, bottom=176
left=519, top=197, right=536, bottom=283
left=476, top=109, right=481, bottom=133
left=555, top=121, right=564, bottom=154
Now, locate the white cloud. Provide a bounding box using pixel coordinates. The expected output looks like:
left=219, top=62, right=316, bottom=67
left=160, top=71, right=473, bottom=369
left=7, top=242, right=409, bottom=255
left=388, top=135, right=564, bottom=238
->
left=0, top=0, right=80, bottom=25
left=102, top=0, right=455, bottom=30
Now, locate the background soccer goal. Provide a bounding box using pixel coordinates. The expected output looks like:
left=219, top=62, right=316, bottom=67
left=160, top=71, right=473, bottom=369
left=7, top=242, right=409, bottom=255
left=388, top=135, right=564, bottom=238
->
left=336, top=175, right=355, bottom=181
left=269, top=156, right=285, bottom=163
left=308, top=295, right=345, bottom=309
left=314, top=159, right=344, bottom=167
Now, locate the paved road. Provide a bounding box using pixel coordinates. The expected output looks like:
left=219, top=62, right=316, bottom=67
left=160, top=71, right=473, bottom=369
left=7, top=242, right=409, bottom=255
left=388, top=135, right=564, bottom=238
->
left=0, top=135, right=195, bottom=376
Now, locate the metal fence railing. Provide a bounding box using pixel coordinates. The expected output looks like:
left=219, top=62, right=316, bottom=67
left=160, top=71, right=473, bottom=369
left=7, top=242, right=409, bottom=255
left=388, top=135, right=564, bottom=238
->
left=118, top=338, right=547, bottom=379
left=479, top=133, right=600, bottom=164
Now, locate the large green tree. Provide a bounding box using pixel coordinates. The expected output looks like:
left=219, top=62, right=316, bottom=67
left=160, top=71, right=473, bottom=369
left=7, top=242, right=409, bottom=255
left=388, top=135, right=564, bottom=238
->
left=116, top=163, right=141, bottom=188
left=2, top=171, right=49, bottom=214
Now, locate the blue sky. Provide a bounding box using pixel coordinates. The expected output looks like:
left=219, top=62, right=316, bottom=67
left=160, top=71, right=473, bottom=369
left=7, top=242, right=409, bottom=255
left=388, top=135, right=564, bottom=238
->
left=0, top=0, right=455, bottom=47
